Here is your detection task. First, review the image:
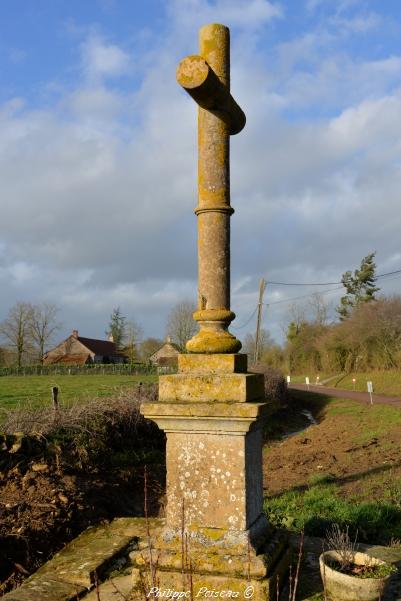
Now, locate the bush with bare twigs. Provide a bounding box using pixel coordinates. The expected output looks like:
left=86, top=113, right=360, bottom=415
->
left=0, top=383, right=163, bottom=471
left=251, top=365, right=288, bottom=406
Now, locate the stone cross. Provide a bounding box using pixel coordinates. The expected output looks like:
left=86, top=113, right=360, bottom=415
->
left=176, top=23, right=245, bottom=354
left=133, top=24, right=290, bottom=598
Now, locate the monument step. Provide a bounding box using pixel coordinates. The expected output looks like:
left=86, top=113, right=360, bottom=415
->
left=1, top=517, right=164, bottom=601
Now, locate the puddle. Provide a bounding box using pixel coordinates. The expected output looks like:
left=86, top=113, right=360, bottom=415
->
left=282, top=409, right=317, bottom=439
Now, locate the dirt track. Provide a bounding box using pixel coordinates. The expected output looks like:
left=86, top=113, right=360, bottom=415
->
left=289, top=383, right=401, bottom=407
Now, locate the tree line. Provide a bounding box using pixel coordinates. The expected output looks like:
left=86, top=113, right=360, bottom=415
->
left=0, top=300, right=198, bottom=368
left=249, top=253, right=401, bottom=374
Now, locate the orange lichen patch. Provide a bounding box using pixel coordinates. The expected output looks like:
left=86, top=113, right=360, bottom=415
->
left=186, top=329, right=241, bottom=354
left=158, top=371, right=263, bottom=403
left=199, top=23, right=230, bottom=84
left=177, top=54, right=245, bottom=134
left=178, top=352, right=247, bottom=374
left=176, top=55, right=209, bottom=88
left=192, top=308, right=235, bottom=322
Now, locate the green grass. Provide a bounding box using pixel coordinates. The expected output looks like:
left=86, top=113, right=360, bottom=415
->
left=333, top=370, right=401, bottom=396
left=264, top=480, right=401, bottom=543
left=0, top=374, right=157, bottom=409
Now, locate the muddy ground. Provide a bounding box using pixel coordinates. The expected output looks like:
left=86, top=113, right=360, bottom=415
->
left=0, top=455, right=165, bottom=595
left=264, top=391, right=401, bottom=504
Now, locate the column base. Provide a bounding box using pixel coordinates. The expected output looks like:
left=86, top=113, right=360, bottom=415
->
left=186, top=328, right=242, bottom=354
left=130, top=518, right=291, bottom=600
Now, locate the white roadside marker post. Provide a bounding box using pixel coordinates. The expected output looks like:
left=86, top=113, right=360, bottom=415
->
left=367, top=380, right=374, bottom=405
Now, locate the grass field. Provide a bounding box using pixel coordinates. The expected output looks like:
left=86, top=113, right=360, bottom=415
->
left=289, top=369, right=401, bottom=396
left=0, top=374, right=157, bottom=409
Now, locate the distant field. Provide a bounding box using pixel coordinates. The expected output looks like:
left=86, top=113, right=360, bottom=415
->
left=0, top=374, right=157, bottom=410
left=289, top=370, right=401, bottom=396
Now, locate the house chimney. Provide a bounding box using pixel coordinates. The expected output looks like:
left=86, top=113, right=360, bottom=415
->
left=72, top=329, right=78, bottom=339
left=108, top=333, right=114, bottom=343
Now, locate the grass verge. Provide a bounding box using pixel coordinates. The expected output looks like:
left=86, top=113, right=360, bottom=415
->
left=264, top=389, right=401, bottom=544
left=289, top=370, right=401, bottom=396
left=264, top=479, right=401, bottom=543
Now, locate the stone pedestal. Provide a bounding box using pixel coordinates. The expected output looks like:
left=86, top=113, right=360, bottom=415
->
left=131, top=354, right=290, bottom=599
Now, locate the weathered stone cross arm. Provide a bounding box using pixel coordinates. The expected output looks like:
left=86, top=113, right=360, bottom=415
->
left=176, top=54, right=245, bottom=135
left=175, top=24, right=245, bottom=354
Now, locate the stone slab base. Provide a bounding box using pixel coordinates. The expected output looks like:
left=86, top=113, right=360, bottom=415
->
left=1, top=517, right=164, bottom=601
left=130, top=521, right=292, bottom=601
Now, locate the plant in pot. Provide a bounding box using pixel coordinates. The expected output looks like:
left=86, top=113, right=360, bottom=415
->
left=319, top=524, right=396, bottom=601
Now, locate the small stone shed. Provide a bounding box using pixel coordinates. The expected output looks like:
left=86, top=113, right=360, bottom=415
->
left=44, top=330, right=125, bottom=365
left=148, top=337, right=180, bottom=369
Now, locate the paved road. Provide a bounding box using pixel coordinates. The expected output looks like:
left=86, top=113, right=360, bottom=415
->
left=289, top=383, right=401, bottom=408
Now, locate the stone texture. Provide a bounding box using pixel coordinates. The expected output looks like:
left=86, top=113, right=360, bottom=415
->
left=0, top=579, right=86, bottom=601
left=33, top=518, right=153, bottom=588
left=165, top=429, right=263, bottom=530
left=178, top=352, right=247, bottom=374
left=159, top=372, right=264, bottom=402
left=83, top=574, right=133, bottom=600
left=1, top=518, right=164, bottom=601
left=130, top=526, right=292, bottom=601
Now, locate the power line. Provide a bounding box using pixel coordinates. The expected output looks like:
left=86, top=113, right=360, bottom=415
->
left=265, top=268, right=401, bottom=287
left=265, top=272, right=401, bottom=308
left=266, top=280, right=340, bottom=286
left=232, top=268, right=401, bottom=327
left=231, top=305, right=258, bottom=329
left=266, top=286, right=344, bottom=307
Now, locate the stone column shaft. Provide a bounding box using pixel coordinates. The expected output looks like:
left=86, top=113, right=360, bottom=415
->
left=197, top=24, right=231, bottom=313
left=177, top=24, right=244, bottom=354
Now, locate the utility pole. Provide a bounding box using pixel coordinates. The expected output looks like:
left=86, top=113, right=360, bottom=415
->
left=254, top=278, right=266, bottom=364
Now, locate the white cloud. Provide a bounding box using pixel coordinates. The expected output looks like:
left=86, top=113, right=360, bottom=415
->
left=81, top=34, right=131, bottom=81
left=168, top=0, right=282, bottom=31
left=332, top=12, right=381, bottom=34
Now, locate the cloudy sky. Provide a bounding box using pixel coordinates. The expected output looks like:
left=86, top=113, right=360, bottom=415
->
left=1, top=0, right=401, bottom=346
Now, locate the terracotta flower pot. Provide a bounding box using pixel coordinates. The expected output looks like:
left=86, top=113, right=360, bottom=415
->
left=319, top=550, right=392, bottom=601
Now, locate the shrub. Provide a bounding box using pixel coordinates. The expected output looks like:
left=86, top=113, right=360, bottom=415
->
left=251, top=365, right=288, bottom=405
left=0, top=383, right=164, bottom=470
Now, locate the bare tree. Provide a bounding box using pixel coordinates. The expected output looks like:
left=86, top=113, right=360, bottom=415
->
left=0, top=302, right=34, bottom=367
left=243, top=328, right=274, bottom=362
left=30, top=303, right=61, bottom=363
left=166, top=300, right=197, bottom=351
left=309, top=292, right=330, bottom=326
left=140, top=337, right=163, bottom=362
left=124, top=320, right=143, bottom=366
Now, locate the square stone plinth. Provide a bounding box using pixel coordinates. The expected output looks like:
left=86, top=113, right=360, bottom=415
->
left=159, top=372, right=264, bottom=402
left=178, top=353, right=247, bottom=374
left=166, top=428, right=263, bottom=530
left=141, top=400, right=268, bottom=532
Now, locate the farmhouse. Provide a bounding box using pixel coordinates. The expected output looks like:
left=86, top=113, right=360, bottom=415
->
left=149, top=336, right=180, bottom=368
left=44, top=329, right=125, bottom=365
